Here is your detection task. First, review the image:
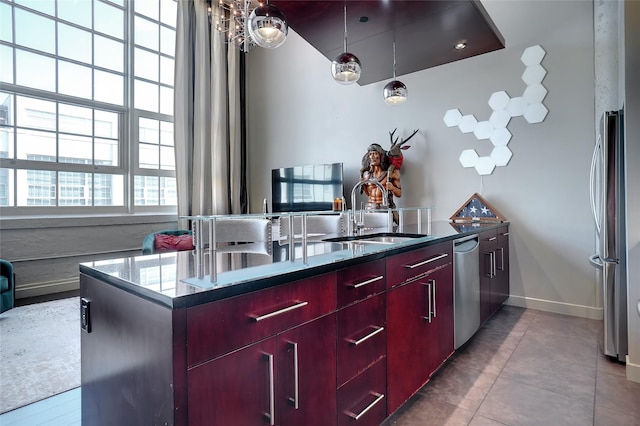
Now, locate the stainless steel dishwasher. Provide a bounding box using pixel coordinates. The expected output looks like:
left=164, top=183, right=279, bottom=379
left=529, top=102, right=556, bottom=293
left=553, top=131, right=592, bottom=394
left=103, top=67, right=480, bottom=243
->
left=454, top=234, right=480, bottom=349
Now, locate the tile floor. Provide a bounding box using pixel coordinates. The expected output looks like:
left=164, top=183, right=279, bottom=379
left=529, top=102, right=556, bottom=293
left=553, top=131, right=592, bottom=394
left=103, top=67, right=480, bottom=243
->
left=2, top=305, right=639, bottom=425
left=383, top=305, right=640, bottom=426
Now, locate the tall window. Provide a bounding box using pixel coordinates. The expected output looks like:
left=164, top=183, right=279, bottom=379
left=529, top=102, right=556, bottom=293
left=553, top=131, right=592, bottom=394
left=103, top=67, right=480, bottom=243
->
left=0, top=0, right=177, bottom=214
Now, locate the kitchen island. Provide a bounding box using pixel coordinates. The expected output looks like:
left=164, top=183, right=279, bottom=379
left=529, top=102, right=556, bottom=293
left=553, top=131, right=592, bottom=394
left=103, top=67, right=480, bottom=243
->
left=79, top=218, right=508, bottom=425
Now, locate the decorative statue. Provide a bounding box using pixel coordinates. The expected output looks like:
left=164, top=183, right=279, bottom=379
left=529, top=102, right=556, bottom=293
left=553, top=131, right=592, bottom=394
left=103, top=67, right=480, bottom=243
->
left=359, top=128, right=418, bottom=214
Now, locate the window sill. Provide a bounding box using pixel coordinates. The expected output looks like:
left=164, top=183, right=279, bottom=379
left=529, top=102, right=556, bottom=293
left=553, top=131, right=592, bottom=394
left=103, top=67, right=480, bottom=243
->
left=0, top=212, right=178, bottom=230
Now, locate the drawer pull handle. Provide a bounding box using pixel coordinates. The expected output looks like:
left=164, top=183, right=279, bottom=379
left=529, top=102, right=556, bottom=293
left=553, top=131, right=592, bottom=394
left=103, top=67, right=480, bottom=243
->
left=404, top=253, right=448, bottom=269
left=344, top=392, right=385, bottom=420
left=287, top=342, right=299, bottom=409
left=502, top=232, right=510, bottom=236
left=487, top=236, right=497, bottom=241
left=348, top=275, right=384, bottom=289
left=251, top=301, right=309, bottom=322
left=263, top=352, right=275, bottom=425
left=422, top=281, right=433, bottom=323
left=346, top=326, right=384, bottom=346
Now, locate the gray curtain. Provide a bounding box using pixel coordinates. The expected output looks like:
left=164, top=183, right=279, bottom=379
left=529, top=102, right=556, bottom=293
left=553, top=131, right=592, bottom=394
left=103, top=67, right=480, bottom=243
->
left=174, top=0, right=247, bottom=229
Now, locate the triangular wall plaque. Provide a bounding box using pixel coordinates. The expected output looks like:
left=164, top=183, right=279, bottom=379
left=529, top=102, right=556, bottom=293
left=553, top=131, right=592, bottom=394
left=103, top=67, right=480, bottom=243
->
left=450, top=193, right=507, bottom=222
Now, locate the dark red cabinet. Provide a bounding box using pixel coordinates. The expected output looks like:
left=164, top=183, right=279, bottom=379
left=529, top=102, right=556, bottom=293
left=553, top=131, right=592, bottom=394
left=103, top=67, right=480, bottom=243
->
left=495, top=227, right=510, bottom=307
left=188, top=314, right=336, bottom=426
left=386, top=241, right=454, bottom=415
left=479, top=226, right=510, bottom=323
left=81, top=233, right=476, bottom=425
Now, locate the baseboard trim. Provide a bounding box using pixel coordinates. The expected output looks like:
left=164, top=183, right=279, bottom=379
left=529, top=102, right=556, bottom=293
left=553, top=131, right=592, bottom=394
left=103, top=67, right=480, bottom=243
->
left=506, top=295, right=603, bottom=320
left=626, top=357, right=640, bottom=384
left=16, top=278, right=79, bottom=300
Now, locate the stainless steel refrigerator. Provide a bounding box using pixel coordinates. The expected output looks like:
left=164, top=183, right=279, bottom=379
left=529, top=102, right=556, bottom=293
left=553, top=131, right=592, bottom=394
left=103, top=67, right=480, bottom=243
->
left=589, top=109, right=628, bottom=362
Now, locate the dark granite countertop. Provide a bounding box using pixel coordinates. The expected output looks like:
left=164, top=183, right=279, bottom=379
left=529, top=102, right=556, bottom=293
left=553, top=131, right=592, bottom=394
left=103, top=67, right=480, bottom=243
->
left=80, top=220, right=508, bottom=309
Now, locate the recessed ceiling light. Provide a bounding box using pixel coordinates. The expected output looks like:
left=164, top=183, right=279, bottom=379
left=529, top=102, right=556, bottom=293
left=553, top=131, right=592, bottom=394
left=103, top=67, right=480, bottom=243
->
left=455, top=42, right=467, bottom=50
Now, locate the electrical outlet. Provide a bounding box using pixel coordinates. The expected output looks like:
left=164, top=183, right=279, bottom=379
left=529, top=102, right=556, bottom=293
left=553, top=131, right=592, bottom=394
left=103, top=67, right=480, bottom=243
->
left=81, top=298, right=91, bottom=333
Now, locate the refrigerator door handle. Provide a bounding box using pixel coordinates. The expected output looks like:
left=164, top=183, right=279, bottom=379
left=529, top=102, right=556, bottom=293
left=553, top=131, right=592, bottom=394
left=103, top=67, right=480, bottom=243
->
left=589, top=254, right=602, bottom=269
left=589, top=134, right=602, bottom=234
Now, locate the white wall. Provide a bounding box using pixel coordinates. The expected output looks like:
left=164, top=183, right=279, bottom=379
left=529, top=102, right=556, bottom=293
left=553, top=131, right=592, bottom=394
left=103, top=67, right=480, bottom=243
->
left=622, top=0, right=640, bottom=383
left=247, top=1, right=599, bottom=318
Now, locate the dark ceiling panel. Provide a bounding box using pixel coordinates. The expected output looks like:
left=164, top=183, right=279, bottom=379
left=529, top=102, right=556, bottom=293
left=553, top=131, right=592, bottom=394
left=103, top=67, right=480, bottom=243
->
left=272, top=0, right=505, bottom=85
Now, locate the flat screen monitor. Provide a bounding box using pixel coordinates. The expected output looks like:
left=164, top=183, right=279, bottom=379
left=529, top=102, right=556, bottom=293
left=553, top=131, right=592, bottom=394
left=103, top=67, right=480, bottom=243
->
left=271, top=163, right=344, bottom=213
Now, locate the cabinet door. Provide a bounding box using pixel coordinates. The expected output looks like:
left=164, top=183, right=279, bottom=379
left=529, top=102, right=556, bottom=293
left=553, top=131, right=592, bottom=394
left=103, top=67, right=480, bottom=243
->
left=479, top=230, right=497, bottom=323
left=278, top=314, right=337, bottom=426
left=495, top=227, right=510, bottom=306
left=431, top=263, right=454, bottom=372
left=188, top=338, right=277, bottom=426
left=386, top=280, right=437, bottom=414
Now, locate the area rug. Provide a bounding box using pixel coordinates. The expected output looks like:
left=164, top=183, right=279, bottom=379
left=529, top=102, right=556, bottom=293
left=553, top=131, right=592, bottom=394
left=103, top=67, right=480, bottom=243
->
left=0, top=297, right=80, bottom=413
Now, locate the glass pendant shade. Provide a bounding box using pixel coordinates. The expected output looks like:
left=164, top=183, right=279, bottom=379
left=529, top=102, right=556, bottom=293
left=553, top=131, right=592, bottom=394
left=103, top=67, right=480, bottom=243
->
left=331, top=52, right=362, bottom=85
left=383, top=80, right=408, bottom=104
left=248, top=4, right=288, bottom=49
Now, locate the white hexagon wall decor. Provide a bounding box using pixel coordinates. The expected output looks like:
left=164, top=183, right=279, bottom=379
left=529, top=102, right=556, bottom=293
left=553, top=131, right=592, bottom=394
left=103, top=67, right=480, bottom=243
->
left=490, top=128, right=512, bottom=146
left=522, top=64, right=547, bottom=85
left=442, top=45, right=548, bottom=176
left=488, top=91, right=510, bottom=111
left=474, top=157, right=496, bottom=175
left=443, top=109, right=462, bottom=127
left=521, top=45, right=546, bottom=66
left=523, top=84, right=547, bottom=104
left=459, top=149, right=479, bottom=168
left=524, top=103, right=549, bottom=124
left=490, top=146, right=513, bottom=166
left=506, top=97, right=528, bottom=117
left=473, top=121, right=493, bottom=140
left=489, top=110, right=511, bottom=128
left=458, top=114, right=478, bottom=134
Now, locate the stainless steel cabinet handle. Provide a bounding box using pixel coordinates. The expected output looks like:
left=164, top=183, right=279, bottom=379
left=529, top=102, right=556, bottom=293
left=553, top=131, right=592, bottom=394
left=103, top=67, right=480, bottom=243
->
left=492, top=250, right=497, bottom=277
left=485, top=252, right=493, bottom=278
left=422, top=282, right=433, bottom=323
left=497, top=247, right=504, bottom=271
left=344, top=392, right=385, bottom=420
left=263, top=353, right=275, bottom=426
left=501, top=232, right=510, bottom=237
left=487, top=236, right=497, bottom=241
left=404, top=253, right=448, bottom=269
left=251, top=301, right=309, bottom=322
left=346, top=326, right=385, bottom=346
left=431, top=279, right=436, bottom=318
left=287, top=342, right=299, bottom=409
left=348, top=275, right=384, bottom=289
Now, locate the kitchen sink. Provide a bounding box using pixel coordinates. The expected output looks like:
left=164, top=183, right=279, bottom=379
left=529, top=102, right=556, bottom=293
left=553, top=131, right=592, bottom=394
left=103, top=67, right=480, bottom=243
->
left=323, top=233, right=425, bottom=245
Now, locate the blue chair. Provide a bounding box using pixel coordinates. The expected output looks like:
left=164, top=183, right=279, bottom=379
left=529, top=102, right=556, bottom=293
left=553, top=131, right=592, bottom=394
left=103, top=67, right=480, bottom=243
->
left=1, top=259, right=15, bottom=314
left=142, top=230, right=193, bottom=255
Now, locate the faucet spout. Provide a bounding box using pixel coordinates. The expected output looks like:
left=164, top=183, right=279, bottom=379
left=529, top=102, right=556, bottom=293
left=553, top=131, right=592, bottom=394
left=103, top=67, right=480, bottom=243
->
left=350, top=178, right=388, bottom=235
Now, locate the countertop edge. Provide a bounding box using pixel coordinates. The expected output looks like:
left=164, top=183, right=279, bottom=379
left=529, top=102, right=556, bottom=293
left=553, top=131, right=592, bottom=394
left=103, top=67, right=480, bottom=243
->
left=80, top=222, right=508, bottom=309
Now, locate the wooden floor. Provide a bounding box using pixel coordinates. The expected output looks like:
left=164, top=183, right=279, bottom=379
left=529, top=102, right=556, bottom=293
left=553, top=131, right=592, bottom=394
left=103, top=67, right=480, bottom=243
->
left=0, top=388, right=80, bottom=426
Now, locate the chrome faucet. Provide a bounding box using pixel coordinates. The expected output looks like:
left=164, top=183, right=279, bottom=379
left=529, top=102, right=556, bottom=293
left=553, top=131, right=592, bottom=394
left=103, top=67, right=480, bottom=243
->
left=350, top=178, right=388, bottom=235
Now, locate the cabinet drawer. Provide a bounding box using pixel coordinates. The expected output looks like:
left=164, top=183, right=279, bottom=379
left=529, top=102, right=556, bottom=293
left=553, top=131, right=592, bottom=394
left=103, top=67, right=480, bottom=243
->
left=337, top=294, right=386, bottom=387
left=480, top=228, right=498, bottom=245
left=336, top=259, right=386, bottom=308
left=385, top=242, right=453, bottom=288
left=497, top=226, right=509, bottom=243
left=337, top=358, right=387, bottom=426
left=187, top=272, right=336, bottom=366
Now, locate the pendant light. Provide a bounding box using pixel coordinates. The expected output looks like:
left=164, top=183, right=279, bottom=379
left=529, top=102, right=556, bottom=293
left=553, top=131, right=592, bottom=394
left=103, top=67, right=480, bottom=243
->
left=383, top=42, right=408, bottom=104
left=331, top=3, right=362, bottom=85
left=248, top=1, right=288, bottom=49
